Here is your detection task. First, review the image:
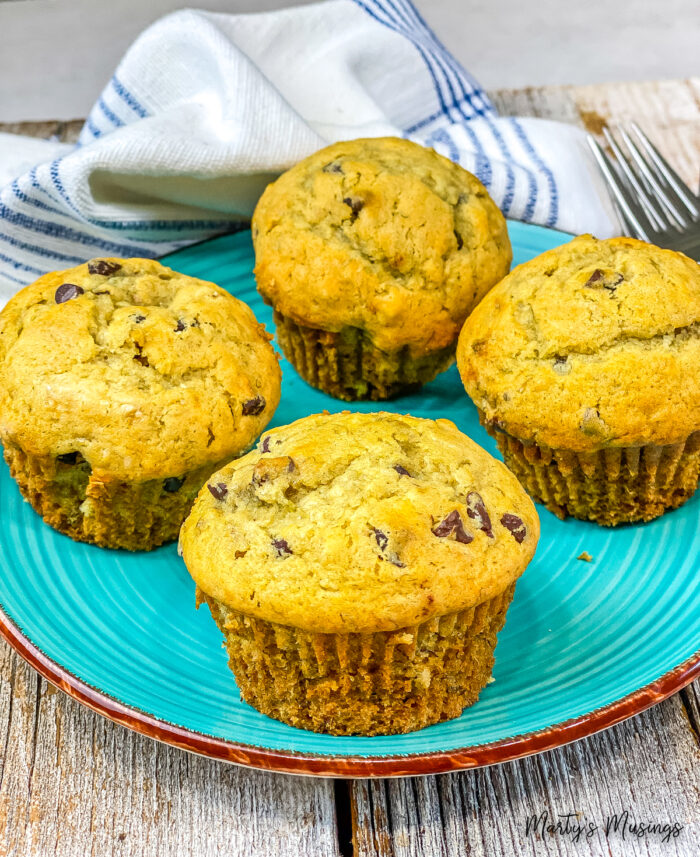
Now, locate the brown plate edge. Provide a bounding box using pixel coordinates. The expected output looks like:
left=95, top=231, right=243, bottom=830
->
left=1, top=605, right=698, bottom=778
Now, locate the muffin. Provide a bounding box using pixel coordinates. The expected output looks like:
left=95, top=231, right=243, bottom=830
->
left=180, top=411, right=538, bottom=736
left=252, top=137, right=511, bottom=401
left=457, top=235, right=700, bottom=526
left=0, top=257, right=281, bottom=550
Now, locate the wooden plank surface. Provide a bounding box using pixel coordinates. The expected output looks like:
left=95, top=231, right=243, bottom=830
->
left=0, top=649, right=340, bottom=857
left=0, top=78, right=699, bottom=857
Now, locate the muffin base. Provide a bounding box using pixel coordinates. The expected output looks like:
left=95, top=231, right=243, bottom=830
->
left=3, top=442, right=215, bottom=551
left=199, top=585, right=515, bottom=736
left=273, top=310, right=455, bottom=401
left=481, top=417, right=700, bottom=526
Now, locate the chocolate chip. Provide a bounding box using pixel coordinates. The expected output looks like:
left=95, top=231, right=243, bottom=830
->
left=584, top=269, right=624, bottom=291
left=57, top=451, right=79, bottom=464
left=163, top=476, right=185, bottom=492
left=55, top=283, right=84, bottom=304
left=432, top=510, right=473, bottom=545
left=272, top=538, right=292, bottom=557
left=235, top=549, right=248, bottom=559
left=500, top=513, right=527, bottom=544
left=207, top=482, right=228, bottom=501
left=88, top=260, right=122, bottom=276
left=466, top=491, right=493, bottom=538
left=133, top=346, right=149, bottom=367
left=388, top=556, right=406, bottom=568
left=585, top=268, right=604, bottom=286
left=372, top=527, right=389, bottom=551
left=323, top=161, right=343, bottom=173
left=393, top=464, right=412, bottom=477
left=454, top=230, right=464, bottom=250
left=133, top=314, right=146, bottom=323
left=287, top=457, right=296, bottom=472
left=175, top=319, right=186, bottom=332
left=554, top=355, right=567, bottom=365
left=342, top=197, right=364, bottom=219
left=261, top=437, right=271, bottom=453
left=242, top=396, right=266, bottom=416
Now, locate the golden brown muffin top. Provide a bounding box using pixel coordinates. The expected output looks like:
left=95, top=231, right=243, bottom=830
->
left=457, top=235, right=700, bottom=451
left=180, top=412, right=539, bottom=633
left=0, top=258, right=281, bottom=481
left=252, top=137, right=511, bottom=356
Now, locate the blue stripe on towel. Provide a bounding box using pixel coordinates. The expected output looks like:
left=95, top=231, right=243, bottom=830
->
left=110, top=75, right=149, bottom=118
left=507, top=117, right=559, bottom=227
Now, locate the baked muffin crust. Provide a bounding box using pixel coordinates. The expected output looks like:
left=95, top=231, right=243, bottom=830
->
left=181, top=411, right=539, bottom=634
left=0, top=257, right=281, bottom=481
left=457, top=235, right=700, bottom=451
left=253, top=137, right=511, bottom=357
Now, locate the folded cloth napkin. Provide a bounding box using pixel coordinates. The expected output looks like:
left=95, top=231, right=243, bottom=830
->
left=0, top=0, right=619, bottom=302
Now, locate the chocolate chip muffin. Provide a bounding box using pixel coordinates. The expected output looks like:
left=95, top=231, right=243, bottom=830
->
left=0, top=257, right=281, bottom=550
left=180, top=411, right=538, bottom=736
left=457, top=235, right=700, bottom=525
left=252, top=137, right=511, bottom=401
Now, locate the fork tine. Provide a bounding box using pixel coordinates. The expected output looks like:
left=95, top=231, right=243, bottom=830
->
left=586, top=136, right=654, bottom=241
left=617, top=127, right=690, bottom=229
left=630, top=122, right=700, bottom=218
left=602, top=128, right=668, bottom=231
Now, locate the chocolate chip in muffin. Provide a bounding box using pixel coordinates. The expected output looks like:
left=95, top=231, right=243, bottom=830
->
left=272, top=537, right=292, bottom=557
left=500, top=513, right=527, bottom=543
left=394, top=464, right=412, bottom=477
left=584, top=269, right=624, bottom=291
left=432, top=510, right=473, bottom=544
left=372, top=527, right=389, bottom=551
left=261, top=436, right=271, bottom=453
left=175, top=319, right=187, bottom=332
left=57, top=451, right=80, bottom=464
left=163, top=476, right=185, bottom=493
left=235, top=549, right=248, bottom=559
left=133, top=313, right=146, bottom=324
left=454, top=230, right=464, bottom=250
left=322, top=161, right=343, bottom=174
left=466, top=491, right=493, bottom=537
left=55, top=283, right=84, bottom=304
left=342, top=197, right=364, bottom=220
left=133, top=344, right=149, bottom=367
left=88, top=260, right=122, bottom=276
left=553, top=355, right=571, bottom=375
left=242, top=396, right=266, bottom=416
left=208, top=482, right=228, bottom=501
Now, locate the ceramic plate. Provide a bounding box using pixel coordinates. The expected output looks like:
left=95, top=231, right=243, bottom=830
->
left=1, top=222, right=698, bottom=777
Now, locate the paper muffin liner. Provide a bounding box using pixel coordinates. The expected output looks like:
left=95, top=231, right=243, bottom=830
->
left=273, top=310, right=454, bottom=401
left=478, top=412, right=700, bottom=526
left=198, top=584, right=515, bottom=736
left=3, top=441, right=216, bottom=551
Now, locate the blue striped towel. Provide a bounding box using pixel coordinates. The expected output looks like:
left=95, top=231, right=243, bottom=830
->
left=0, top=0, right=619, bottom=302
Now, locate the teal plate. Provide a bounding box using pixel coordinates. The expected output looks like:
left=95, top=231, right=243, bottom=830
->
left=1, top=222, right=698, bottom=777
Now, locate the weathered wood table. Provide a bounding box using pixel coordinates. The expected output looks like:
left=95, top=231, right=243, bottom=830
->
left=1, top=79, right=698, bottom=857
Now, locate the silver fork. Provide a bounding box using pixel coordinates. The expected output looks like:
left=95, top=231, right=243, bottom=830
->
left=587, top=122, right=700, bottom=261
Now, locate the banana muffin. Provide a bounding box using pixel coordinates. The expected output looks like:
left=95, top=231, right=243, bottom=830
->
left=0, top=257, right=281, bottom=550
left=180, top=411, right=539, bottom=736
left=457, top=235, right=700, bottom=525
left=252, top=137, right=511, bottom=401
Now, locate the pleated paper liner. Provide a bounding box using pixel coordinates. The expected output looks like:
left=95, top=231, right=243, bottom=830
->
left=273, top=310, right=455, bottom=401
left=3, top=441, right=215, bottom=551
left=479, top=412, right=700, bottom=526
left=199, top=584, right=515, bottom=736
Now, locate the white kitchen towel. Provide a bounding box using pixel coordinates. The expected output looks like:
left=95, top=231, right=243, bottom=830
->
left=0, top=0, right=619, bottom=300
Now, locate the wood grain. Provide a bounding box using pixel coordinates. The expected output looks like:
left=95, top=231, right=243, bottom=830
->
left=0, top=648, right=340, bottom=857
left=351, top=695, right=700, bottom=856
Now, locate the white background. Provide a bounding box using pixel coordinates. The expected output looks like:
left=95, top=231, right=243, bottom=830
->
left=0, top=0, right=699, bottom=122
